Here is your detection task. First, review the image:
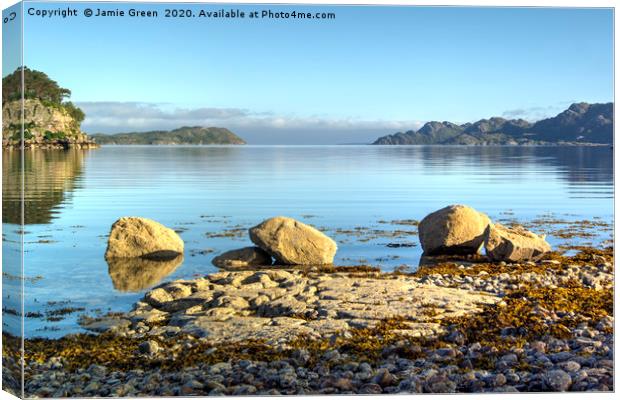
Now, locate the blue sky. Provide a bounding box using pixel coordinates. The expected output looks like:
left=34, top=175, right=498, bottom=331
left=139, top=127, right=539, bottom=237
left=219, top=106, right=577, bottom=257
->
left=6, top=2, right=615, bottom=143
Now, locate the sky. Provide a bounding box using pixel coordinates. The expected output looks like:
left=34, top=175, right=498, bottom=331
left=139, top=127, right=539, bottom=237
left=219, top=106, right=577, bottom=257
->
left=3, top=2, right=615, bottom=144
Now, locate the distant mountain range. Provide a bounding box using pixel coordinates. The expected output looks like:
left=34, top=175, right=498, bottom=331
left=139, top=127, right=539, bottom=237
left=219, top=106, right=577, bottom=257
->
left=373, top=102, right=613, bottom=145
left=91, top=127, right=246, bottom=145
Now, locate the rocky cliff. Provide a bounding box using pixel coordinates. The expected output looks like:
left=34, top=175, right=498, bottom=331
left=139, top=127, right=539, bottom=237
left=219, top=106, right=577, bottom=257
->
left=2, top=99, right=98, bottom=149
left=2, top=67, right=98, bottom=149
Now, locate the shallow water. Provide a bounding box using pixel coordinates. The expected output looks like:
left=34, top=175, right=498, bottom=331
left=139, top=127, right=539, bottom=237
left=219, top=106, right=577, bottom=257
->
left=1, top=145, right=614, bottom=338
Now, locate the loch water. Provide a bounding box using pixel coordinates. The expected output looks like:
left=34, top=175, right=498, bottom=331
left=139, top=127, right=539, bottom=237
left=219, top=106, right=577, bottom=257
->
left=1, top=145, right=614, bottom=337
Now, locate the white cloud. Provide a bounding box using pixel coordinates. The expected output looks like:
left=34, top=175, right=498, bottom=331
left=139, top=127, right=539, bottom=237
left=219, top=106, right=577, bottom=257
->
left=501, top=103, right=570, bottom=122
left=76, top=101, right=424, bottom=134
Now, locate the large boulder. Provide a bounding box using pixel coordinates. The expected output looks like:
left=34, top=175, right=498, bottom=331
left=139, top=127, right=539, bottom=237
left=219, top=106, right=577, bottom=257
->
left=105, top=217, right=184, bottom=259
left=484, top=223, right=551, bottom=262
left=212, top=247, right=273, bottom=269
left=249, top=217, right=337, bottom=265
left=418, top=205, right=491, bottom=255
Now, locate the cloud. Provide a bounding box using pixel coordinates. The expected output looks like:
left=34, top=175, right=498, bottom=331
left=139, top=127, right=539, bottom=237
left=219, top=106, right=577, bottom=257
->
left=76, top=101, right=424, bottom=144
left=76, top=102, right=250, bottom=129
left=501, top=103, right=569, bottom=121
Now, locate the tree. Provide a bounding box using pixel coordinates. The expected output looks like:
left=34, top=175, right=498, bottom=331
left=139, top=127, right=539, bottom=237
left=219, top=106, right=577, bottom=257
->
left=2, top=66, right=72, bottom=104
left=2, top=66, right=86, bottom=126
left=63, top=101, right=85, bottom=123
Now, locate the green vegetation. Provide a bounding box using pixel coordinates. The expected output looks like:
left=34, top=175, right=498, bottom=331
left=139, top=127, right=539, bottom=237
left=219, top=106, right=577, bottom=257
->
left=62, top=101, right=85, bottom=124
left=3, top=67, right=71, bottom=105
left=43, top=131, right=67, bottom=141
left=91, top=126, right=246, bottom=145
left=10, top=122, right=36, bottom=141
left=2, top=67, right=86, bottom=135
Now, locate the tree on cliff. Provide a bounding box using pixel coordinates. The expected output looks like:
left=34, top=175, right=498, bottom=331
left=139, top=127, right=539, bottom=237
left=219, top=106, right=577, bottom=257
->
left=62, top=101, right=85, bottom=124
left=2, top=67, right=72, bottom=105
left=2, top=66, right=85, bottom=124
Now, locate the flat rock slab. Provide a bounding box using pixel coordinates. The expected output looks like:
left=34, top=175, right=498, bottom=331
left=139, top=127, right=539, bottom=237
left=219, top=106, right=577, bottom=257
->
left=83, top=270, right=499, bottom=343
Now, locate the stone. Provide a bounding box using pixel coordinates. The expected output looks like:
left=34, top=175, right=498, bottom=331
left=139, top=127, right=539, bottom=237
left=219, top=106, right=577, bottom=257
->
left=544, top=369, right=572, bottom=391
left=138, top=340, right=160, bottom=355
left=558, top=361, right=581, bottom=373
left=484, top=223, right=551, bottom=262
left=211, top=247, right=273, bottom=269
left=372, top=368, right=396, bottom=387
left=418, top=205, right=491, bottom=255
left=249, top=216, right=337, bottom=264
left=105, top=217, right=184, bottom=259
left=204, top=307, right=237, bottom=320
left=531, top=341, right=547, bottom=353
left=359, top=383, right=383, bottom=394
left=212, top=295, right=250, bottom=310
left=145, top=288, right=175, bottom=308
left=80, top=316, right=131, bottom=333
left=127, top=308, right=169, bottom=324
left=596, top=316, right=613, bottom=331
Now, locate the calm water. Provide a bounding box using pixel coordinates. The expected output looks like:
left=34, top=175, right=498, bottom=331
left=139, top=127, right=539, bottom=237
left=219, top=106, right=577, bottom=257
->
left=2, top=145, right=614, bottom=338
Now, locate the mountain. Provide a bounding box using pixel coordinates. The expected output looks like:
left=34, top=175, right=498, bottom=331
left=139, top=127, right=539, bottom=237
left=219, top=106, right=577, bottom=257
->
left=528, top=103, right=613, bottom=144
left=91, top=127, right=246, bottom=145
left=372, top=102, right=613, bottom=145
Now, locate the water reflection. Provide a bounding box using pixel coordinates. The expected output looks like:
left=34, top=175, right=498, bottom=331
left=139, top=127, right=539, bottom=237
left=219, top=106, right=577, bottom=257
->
left=107, top=254, right=184, bottom=292
left=1, top=146, right=612, bottom=227
left=2, top=149, right=89, bottom=224
left=376, top=145, right=613, bottom=186
left=8, top=145, right=613, bottom=338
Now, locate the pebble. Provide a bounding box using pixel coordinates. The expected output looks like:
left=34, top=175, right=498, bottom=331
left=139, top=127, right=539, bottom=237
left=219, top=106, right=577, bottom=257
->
left=558, top=361, right=581, bottom=373
left=372, top=368, right=396, bottom=387
left=138, top=340, right=160, bottom=355
left=545, top=370, right=572, bottom=392
left=12, top=253, right=613, bottom=397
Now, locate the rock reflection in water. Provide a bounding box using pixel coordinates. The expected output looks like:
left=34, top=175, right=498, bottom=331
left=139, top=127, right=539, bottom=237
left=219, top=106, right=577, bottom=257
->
left=2, top=149, right=88, bottom=224
left=107, top=255, right=184, bottom=292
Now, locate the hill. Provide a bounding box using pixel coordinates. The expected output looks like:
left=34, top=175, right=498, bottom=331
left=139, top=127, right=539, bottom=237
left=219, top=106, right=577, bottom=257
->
left=373, top=102, right=613, bottom=145
left=91, top=127, right=246, bottom=145
left=2, top=67, right=97, bottom=149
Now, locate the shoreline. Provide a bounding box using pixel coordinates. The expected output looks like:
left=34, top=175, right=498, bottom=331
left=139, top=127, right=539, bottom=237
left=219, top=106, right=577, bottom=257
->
left=2, top=141, right=99, bottom=150
left=34, top=142, right=613, bottom=147
left=3, top=245, right=613, bottom=396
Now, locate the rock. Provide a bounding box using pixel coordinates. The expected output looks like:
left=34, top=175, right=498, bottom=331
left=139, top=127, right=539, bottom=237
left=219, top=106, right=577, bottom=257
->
left=2, top=98, right=98, bottom=149
left=445, top=329, right=465, bottom=345
left=596, top=316, right=613, bottom=331
left=359, top=383, right=383, bottom=394
left=418, top=205, right=491, bottom=255
left=211, top=247, right=272, bottom=269
left=212, top=295, right=249, bottom=310
left=231, top=385, right=257, bottom=395
left=549, top=352, right=573, bottom=363
left=249, top=216, right=337, bottom=264
left=484, top=223, right=551, bottom=262
left=372, top=368, right=396, bottom=387
left=330, top=378, right=354, bottom=391
left=544, top=369, right=572, bottom=391
left=105, top=217, right=184, bottom=259
left=80, top=316, right=131, bottom=333
left=138, top=340, right=160, bottom=355
left=558, top=361, right=581, bottom=373
left=145, top=288, right=175, bottom=308
left=531, top=341, right=547, bottom=353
